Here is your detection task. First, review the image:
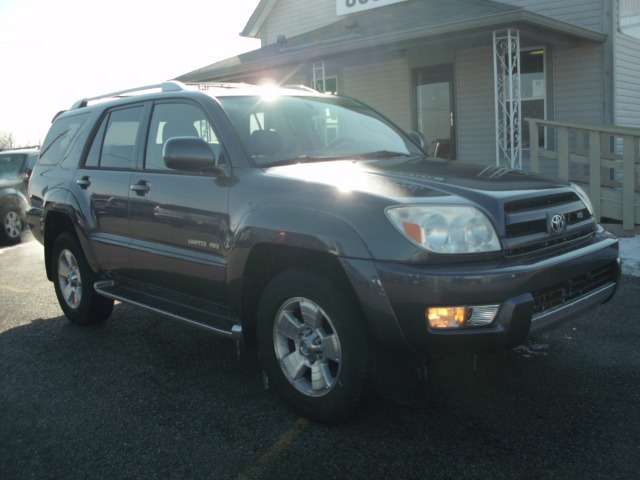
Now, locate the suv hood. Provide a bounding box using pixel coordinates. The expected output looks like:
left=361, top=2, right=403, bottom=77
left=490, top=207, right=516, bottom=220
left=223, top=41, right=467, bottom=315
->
left=266, top=157, right=570, bottom=203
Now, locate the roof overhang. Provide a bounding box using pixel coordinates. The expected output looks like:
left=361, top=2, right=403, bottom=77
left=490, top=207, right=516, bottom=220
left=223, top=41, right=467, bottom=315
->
left=179, top=8, right=607, bottom=83
left=241, top=0, right=276, bottom=38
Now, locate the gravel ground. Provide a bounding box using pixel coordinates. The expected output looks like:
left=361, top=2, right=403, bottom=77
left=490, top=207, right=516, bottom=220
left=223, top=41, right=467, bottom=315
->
left=1, top=234, right=639, bottom=479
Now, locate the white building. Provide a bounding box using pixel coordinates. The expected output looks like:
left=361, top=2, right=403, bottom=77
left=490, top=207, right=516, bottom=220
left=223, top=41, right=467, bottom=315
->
left=178, top=0, right=640, bottom=171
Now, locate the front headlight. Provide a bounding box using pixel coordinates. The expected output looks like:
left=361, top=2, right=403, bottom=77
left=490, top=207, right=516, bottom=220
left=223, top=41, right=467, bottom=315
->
left=386, top=205, right=501, bottom=254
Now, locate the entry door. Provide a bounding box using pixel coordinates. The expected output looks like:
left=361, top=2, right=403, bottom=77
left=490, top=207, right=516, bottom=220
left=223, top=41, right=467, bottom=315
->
left=127, top=101, right=230, bottom=304
left=414, top=66, right=456, bottom=159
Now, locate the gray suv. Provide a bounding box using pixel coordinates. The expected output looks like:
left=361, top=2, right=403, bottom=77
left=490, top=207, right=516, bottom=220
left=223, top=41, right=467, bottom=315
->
left=0, top=148, right=38, bottom=244
left=28, top=82, right=620, bottom=422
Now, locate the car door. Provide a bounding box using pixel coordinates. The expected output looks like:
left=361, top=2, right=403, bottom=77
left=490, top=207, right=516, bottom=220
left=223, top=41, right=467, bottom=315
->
left=127, top=101, right=230, bottom=304
left=72, top=104, right=145, bottom=272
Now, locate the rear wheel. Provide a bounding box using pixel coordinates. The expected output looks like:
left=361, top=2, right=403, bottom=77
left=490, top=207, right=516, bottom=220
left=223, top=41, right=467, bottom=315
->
left=257, top=268, right=373, bottom=423
left=1, top=207, right=23, bottom=244
left=52, top=231, right=114, bottom=325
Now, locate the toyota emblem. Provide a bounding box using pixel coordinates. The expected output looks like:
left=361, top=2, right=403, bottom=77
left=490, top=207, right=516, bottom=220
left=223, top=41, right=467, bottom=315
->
left=550, top=214, right=565, bottom=233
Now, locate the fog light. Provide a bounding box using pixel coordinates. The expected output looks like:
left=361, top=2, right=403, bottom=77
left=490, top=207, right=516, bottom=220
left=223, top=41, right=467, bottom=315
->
left=427, top=305, right=500, bottom=329
left=427, top=307, right=467, bottom=329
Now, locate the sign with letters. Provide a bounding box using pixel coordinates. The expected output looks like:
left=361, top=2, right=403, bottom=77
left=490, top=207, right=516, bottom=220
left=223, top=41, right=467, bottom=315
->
left=336, top=0, right=408, bottom=16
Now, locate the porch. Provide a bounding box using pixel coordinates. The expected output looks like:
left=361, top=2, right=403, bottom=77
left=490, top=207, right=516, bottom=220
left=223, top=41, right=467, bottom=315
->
left=527, top=118, right=640, bottom=232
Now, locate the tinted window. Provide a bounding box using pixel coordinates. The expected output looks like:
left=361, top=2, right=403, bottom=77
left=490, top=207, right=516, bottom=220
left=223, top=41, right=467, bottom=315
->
left=145, top=102, right=222, bottom=171
left=0, top=154, right=25, bottom=180
left=27, top=153, right=39, bottom=171
left=218, top=95, right=421, bottom=166
left=39, top=113, right=90, bottom=166
left=86, top=106, right=143, bottom=169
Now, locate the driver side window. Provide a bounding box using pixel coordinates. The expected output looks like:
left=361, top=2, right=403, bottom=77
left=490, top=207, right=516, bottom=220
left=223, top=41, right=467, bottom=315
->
left=145, top=103, right=223, bottom=171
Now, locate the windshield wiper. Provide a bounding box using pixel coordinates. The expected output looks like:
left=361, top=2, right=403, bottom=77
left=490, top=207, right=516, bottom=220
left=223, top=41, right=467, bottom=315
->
left=265, top=155, right=354, bottom=167
left=263, top=151, right=417, bottom=167
left=359, top=150, right=417, bottom=158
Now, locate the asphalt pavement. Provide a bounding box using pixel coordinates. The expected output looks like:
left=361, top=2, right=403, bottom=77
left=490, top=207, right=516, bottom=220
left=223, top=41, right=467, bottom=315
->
left=1, top=234, right=639, bottom=479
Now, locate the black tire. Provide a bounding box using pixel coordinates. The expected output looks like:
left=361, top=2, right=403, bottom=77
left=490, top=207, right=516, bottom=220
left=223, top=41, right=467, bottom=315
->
left=1, top=206, right=23, bottom=244
left=257, top=268, right=373, bottom=423
left=51, top=231, right=114, bottom=326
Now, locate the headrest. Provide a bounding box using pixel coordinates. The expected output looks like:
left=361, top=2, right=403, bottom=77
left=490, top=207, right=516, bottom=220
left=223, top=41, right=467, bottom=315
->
left=162, top=121, right=199, bottom=142
left=250, top=129, right=282, bottom=156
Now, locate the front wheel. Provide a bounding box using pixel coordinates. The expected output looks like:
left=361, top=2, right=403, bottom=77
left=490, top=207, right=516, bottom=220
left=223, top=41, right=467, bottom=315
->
left=257, top=269, right=373, bottom=423
left=52, top=231, right=114, bottom=326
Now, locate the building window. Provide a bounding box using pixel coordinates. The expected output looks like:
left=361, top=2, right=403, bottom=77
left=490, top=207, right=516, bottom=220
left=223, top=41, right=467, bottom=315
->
left=620, top=0, right=640, bottom=39
left=315, top=76, right=338, bottom=94
left=511, top=49, right=545, bottom=148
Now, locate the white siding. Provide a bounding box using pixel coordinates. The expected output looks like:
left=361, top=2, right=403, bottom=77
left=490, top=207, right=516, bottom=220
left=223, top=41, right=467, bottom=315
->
left=262, top=0, right=337, bottom=45
left=554, top=45, right=604, bottom=124
left=615, top=33, right=640, bottom=127
left=456, top=46, right=497, bottom=165
left=342, top=59, right=411, bottom=130
left=500, top=0, right=605, bottom=31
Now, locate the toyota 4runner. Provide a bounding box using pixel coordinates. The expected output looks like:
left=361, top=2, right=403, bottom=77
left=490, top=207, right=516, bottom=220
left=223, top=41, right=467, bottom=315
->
left=28, top=82, right=620, bottom=422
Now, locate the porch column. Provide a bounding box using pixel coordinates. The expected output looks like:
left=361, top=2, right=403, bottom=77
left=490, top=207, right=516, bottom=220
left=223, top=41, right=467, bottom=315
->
left=493, top=29, right=522, bottom=169
left=313, top=61, right=326, bottom=91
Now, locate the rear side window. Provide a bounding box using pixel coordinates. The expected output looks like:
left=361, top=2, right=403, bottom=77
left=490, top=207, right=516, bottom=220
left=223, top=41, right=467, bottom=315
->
left=27, top=153, right=39, bottom=171
left=85, top=106, right=144, bottom=169
left=0, top=154, right=25, bottom=180
left=38, top=112, right=90, bottom=166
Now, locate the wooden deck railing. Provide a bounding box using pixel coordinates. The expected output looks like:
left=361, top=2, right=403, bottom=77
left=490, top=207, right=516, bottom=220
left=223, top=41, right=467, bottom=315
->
left=527, top=118, right=640, bottom=231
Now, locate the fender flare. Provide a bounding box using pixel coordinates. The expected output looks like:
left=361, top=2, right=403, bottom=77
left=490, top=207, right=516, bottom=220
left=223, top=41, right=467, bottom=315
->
left=227, top=205, right=372, bottom=310
left=42, top=188, right=101, bottom=278
left=0, top=189, right=29, bottom=212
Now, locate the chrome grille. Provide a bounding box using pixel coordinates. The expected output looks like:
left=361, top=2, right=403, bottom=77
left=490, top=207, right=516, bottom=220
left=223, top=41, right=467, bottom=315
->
left=502, top=191, right=595, bottom=258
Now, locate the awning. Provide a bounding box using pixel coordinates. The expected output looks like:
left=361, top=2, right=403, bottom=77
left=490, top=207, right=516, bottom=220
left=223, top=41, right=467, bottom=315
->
left=177, top=0, right=607, bottom=83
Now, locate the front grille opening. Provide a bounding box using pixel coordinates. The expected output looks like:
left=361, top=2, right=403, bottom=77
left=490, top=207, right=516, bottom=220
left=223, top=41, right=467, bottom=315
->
left=505, top=208, right=592, bottom=239
left=506, top=219, right=548, bottom=237
left=504, top=226, right=596, bottom=257
left=505, top=192, right=580, bottom=213
left=502, top=190, right=595, bottom=258
left=531, top=262, right=618, bottom=315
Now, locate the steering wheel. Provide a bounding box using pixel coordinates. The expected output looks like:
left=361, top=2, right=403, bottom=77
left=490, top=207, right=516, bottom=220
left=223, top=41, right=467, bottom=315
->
left=327, top=137, right=354, bottom=150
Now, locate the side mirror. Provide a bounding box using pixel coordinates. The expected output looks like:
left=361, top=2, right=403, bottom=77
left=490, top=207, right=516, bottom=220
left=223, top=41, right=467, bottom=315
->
left=408, top=131, right=426, bottom=150
left=163, top=137, right=225, bottom=176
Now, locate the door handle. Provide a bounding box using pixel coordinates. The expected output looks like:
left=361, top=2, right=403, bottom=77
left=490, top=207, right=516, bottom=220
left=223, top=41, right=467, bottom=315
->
left=130, top=180, right=151, bottom=196
left=76, top=176, right=91, bottom=189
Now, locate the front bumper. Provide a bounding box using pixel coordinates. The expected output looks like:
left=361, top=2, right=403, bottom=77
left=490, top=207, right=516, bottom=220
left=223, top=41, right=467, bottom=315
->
left=342, top=235, right=620, bottom=355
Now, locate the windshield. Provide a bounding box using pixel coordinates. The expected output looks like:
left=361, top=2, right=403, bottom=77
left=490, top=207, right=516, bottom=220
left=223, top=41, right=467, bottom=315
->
left=218, top=95, right=424, bottom=167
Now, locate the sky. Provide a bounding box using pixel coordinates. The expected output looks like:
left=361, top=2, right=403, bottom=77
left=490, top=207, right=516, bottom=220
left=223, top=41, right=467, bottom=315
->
left=0, top=0, right=262, bottom=147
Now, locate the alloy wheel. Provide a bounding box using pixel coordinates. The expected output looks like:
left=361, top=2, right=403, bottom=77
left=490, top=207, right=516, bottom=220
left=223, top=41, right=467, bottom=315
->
left=273, top=297, right=342, bottom=397
left=57, top=248, right=83, bottom=309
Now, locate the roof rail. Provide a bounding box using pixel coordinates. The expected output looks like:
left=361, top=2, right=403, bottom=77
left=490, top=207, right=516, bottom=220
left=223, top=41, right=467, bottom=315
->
left=192, top=82, right=257, bottom=90
left=282, top=85, right=319, bottom=93
left=70, top=81, right=187, bottom=109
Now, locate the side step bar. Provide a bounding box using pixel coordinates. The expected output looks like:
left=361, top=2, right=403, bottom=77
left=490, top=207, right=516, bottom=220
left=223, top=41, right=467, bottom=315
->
left=94, top=280, right=243, bottom=341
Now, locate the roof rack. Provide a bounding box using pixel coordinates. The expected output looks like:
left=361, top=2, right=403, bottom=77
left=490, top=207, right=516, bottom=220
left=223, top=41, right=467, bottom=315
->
left=70, top=81, right=188, bottom=110
left=282, top=85, right=319, bottom=93
left=192, top=82, right=257, bottom=90
left=0, top=145, right=40, bottom=152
